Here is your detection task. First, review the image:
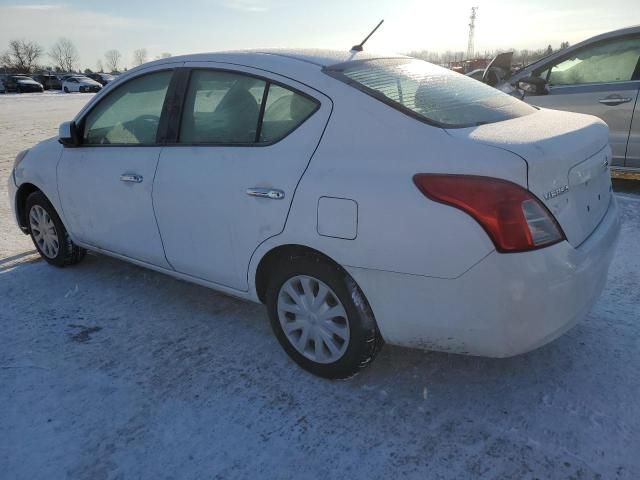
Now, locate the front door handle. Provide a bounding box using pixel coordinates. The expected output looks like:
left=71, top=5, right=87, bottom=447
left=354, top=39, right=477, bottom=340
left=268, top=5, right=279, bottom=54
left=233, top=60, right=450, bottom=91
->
left=120, top=173, right=143, bottom=183
left=246, top=187, right=285, bottom=200
left=599, top=96, right=632, bottom=106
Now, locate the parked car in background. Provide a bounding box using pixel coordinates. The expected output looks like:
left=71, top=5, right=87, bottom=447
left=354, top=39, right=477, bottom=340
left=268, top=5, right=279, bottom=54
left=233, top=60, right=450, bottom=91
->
left=33, top=74, right=62, bottom=90
left=86, top=72, right=116, bottom=86
left=466, top=69, right=485, bottom=81
left=3, top=75, right=44, bottom=93
left=62, top=75, right=102, bottom=93
left=496, top=25, right=640, bottom=171
left=9, top=50, right=621, bottom=378
left=469, top=52, right=514, bottom=87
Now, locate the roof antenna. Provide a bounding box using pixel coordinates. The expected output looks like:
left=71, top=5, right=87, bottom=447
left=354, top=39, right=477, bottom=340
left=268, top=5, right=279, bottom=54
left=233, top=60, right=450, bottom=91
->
left=351, top=19, right=384, bottom=52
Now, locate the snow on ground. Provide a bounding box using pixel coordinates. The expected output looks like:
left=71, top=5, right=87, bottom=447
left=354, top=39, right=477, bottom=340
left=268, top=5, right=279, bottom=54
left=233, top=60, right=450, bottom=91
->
left=1, top=94, right=639, bottom=480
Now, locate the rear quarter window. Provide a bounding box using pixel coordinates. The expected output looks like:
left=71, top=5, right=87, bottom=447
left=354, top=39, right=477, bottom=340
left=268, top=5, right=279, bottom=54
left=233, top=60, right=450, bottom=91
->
left=325, top=58, right=536, bottom=128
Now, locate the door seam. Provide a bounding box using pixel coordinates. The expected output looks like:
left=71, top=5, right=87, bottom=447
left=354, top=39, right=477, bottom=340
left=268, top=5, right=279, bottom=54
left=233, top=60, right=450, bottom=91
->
left=151, top=149, right=176, bottom=270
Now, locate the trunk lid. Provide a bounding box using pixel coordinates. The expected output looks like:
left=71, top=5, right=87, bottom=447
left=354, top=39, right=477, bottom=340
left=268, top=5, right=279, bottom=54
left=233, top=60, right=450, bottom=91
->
left=447, top=108, right=612, bottom=247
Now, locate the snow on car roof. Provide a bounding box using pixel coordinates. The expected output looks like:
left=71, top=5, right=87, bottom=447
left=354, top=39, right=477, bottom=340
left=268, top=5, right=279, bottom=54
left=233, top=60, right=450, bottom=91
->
left=254, top=49, right=408, bottom=66
left=163, top=49, right=407, bottom=68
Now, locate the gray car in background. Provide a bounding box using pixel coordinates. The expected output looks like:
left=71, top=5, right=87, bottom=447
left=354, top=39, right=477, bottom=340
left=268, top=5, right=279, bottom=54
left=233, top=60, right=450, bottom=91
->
left=500, top=26, right=640, bottom=170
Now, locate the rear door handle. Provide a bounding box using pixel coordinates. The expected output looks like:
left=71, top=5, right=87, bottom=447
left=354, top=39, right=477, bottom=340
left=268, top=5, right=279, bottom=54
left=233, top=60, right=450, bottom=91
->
left=599, top=96, right=632, bottom=106
left=120, top=173, right=143, bottom=183
left=246, top=187, right=285, bottom=200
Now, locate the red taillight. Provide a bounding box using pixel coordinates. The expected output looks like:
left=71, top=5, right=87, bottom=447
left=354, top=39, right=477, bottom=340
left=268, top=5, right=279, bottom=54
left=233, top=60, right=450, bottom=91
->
left=413, top=174, right=565, bottom=253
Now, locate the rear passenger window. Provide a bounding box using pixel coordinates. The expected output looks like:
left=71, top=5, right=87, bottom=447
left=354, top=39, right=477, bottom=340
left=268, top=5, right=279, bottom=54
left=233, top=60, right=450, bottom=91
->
left=179, top=70, right=319, bottom=145
left=180, top=70, right=266, bottom=144
left=259, top=85, right=318, bottom=143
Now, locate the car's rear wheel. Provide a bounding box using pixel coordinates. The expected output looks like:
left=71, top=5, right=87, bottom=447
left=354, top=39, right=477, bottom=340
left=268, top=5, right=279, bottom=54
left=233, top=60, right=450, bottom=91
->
left=63, top=86, right=69, bottom=93
left=26, top=191, right=86, bottom=267
left=265, top=254, right=382, bottom=379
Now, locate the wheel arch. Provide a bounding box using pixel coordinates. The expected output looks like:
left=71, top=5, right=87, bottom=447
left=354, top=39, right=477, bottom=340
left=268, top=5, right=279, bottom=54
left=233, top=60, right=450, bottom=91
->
left=15, top=182, right=43, bottom=233
left=253, top=243, right=350, bottom=304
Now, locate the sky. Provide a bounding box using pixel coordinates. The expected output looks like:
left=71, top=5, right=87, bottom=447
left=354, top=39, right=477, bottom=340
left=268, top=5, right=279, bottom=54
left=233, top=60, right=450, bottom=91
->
left=0, top=0, right=639, bottom=69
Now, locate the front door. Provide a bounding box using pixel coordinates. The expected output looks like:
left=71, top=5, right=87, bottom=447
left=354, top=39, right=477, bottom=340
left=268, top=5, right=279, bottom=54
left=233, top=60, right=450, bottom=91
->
left=153, top=64, right=331, bottom=290
left=524, top=35, right=640, bottom=167
left=58, top=69, right=175, bottom=267
left=626, top=97, right=640, bottom=168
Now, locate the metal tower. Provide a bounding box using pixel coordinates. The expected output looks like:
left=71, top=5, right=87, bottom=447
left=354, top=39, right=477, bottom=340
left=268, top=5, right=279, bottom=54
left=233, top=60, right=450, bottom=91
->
left=467, top=7, right=478, bottom=60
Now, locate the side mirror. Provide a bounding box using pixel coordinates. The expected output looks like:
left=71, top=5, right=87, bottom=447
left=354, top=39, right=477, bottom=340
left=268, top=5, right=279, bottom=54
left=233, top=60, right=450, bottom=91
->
left=516, top=76, right=549, bottom=96
left=58, top=121, right=79, bottom=146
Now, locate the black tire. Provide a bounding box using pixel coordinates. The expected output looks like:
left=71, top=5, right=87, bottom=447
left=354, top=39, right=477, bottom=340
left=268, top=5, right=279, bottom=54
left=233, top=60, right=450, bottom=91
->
left=64, top=86, right=69, bottom=93
left=16, top=87, right=21, bottom=94
left=265, top=254, right=383, bottom=379
left=25, top=191, right=86, bottom=267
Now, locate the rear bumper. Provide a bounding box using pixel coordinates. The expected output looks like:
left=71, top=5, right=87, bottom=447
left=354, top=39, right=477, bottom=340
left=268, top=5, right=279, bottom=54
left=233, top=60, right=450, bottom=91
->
left=347, top=198, right=621, bottom=357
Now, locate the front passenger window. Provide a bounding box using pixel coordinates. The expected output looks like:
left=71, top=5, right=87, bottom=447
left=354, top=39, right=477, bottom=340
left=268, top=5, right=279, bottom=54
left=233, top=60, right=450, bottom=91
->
left=83, top=70, right=173, bottom=145
left=547, top=37, right=640, bottom=85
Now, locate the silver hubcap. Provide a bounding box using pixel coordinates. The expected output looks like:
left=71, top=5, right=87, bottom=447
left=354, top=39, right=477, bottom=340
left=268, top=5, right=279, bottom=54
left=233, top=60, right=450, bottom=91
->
left=277, top=275, right=350, bottom=364
left=29, top=205, right=59, bottom=259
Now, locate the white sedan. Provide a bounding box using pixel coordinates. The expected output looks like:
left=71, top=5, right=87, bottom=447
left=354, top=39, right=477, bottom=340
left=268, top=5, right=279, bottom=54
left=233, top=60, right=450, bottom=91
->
left=8, top=50, right=620, bottom=378
left=61, top=75, right=102, bottom=93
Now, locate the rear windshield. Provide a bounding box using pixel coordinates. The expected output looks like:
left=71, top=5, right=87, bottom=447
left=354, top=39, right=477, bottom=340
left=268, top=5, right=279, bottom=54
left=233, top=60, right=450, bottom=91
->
left=325, top=58, right=535, bottom=128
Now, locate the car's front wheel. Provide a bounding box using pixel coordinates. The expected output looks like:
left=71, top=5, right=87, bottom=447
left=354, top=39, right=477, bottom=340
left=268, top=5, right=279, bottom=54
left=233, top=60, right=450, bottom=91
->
left=265, top=254, right=382, bottom=379
left=63, top=86, right=69, bottom=93
left=26, top=191, right=86, bottom=267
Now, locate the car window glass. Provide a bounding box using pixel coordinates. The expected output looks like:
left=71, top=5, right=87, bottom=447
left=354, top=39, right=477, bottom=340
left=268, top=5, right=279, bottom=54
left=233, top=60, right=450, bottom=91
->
left=328, top=58, right=535, bottom=128
left=259, top=84, right=318, bottom=143
left=548, top=37, right=640, bottom=85
left=83, top=70, right=172, bottom=145
left=534, top=68, right=550, bottom=81
left=179, top=70, right=266, bottom=144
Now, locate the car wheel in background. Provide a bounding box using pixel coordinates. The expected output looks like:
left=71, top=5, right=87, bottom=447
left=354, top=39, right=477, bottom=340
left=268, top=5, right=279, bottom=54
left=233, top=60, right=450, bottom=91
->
left=265, top=253, right=383, bottom=379
left=25, top=191, right=86, bottom=267
left=63, top=86, right=69, bottom=93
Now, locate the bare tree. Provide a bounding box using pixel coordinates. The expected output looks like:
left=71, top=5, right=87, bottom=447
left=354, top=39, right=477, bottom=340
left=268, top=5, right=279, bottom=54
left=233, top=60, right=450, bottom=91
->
left=49, top=37, right=78, bottom=72
left=96, top=59, right=104, bottom=72
left=132, top=48, right=148, bottom=66
left=0, top=39, right=44, bottom=73
left=104, top=49, right=122, bottom=72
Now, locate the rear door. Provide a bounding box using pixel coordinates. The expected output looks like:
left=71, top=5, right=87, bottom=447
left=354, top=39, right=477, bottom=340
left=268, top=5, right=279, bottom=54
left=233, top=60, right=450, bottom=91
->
left=523, top=35, right=640, bottom=167
left=626, top=96, right=640, bottom=168
left=152, top=63, right=331, bottom=291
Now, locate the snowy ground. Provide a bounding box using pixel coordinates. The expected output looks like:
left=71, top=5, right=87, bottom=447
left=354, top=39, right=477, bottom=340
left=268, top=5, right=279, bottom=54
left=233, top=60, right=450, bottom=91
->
left=1, top=94, right=639, bottom=480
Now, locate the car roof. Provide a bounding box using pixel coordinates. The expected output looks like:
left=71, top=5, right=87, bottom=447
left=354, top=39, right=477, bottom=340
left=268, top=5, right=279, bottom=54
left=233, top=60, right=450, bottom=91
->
left=147, top=48, right=406, bottom=69
left=564, top=24, right=640, bottom=50
left=251, top=49, right=405, bottom=66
